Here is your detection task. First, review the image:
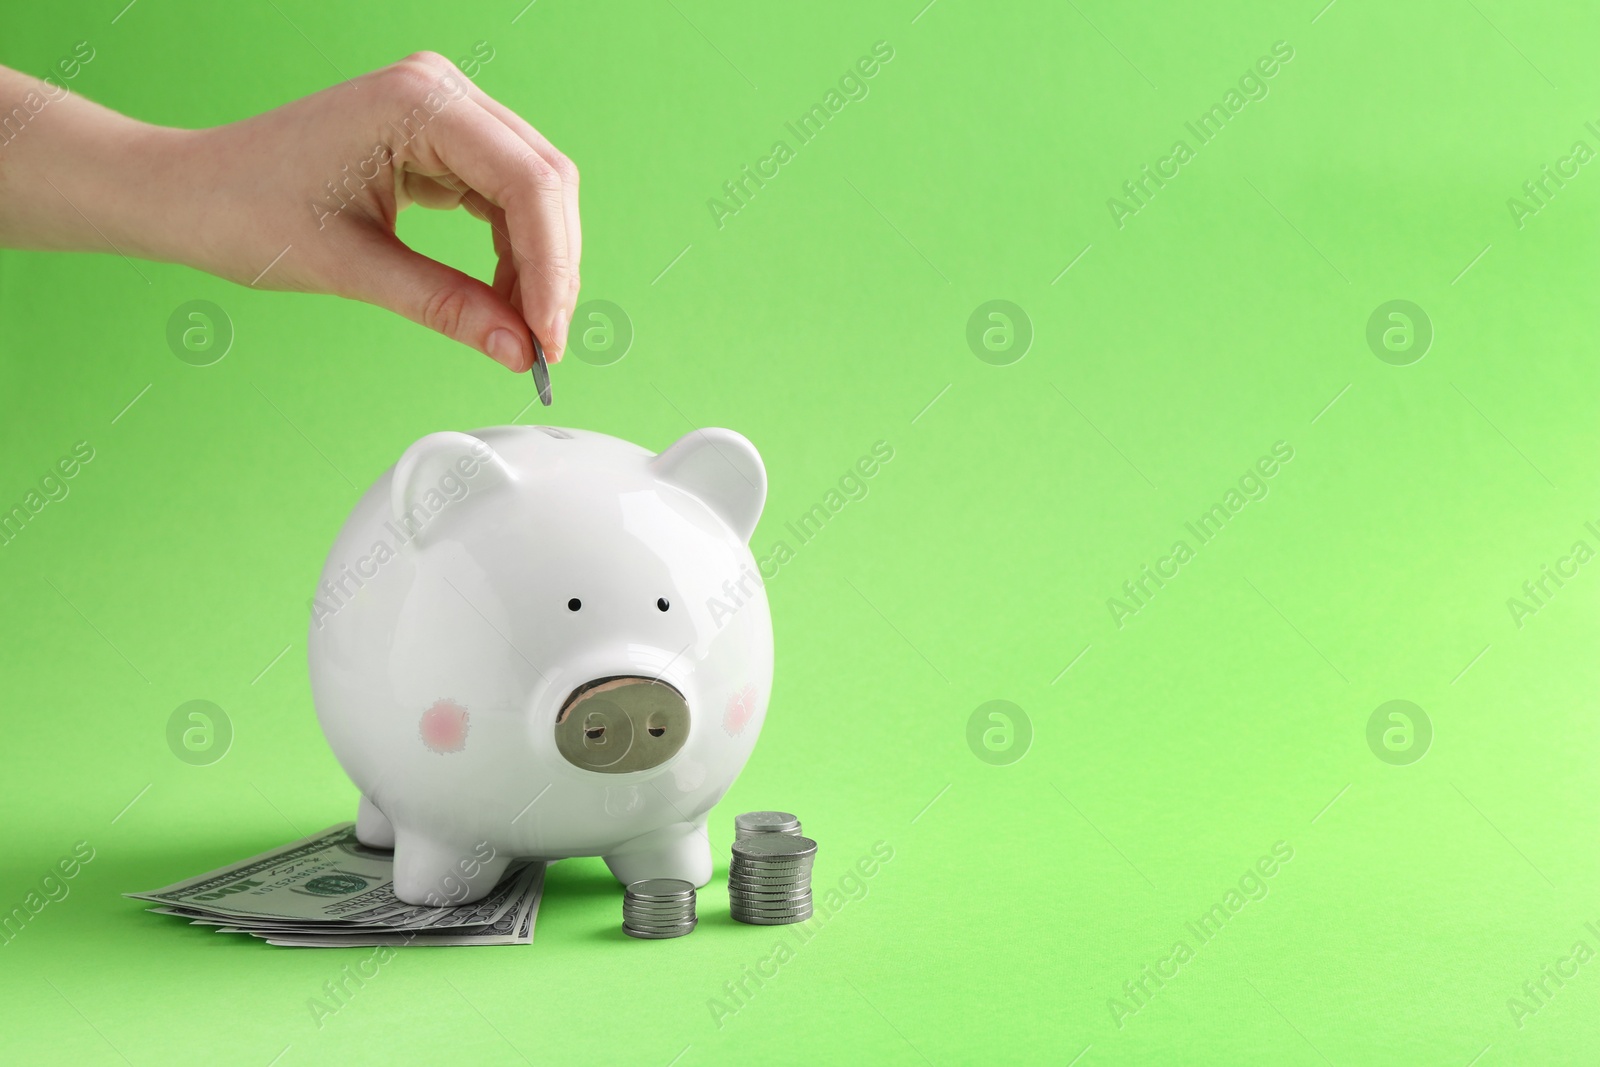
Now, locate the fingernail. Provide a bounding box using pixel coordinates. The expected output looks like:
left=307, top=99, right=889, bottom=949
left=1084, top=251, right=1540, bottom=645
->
left=486, top=329, right=523, bottom=370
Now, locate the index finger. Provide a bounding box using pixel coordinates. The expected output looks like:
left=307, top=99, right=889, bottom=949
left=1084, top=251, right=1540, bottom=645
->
left=403, top=91, right=574, bottom=361
left=461, top=86, right=582, bottom=312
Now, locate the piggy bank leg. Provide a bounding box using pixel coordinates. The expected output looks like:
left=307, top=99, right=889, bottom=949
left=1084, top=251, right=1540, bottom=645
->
left=392, top=829, right=512, bottom=906
left=356, top=795, right=395, bottom=849
left=602, top=818, right=711, bottom=888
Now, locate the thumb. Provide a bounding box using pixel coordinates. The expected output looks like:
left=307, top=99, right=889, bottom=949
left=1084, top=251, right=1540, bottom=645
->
left=349, top=237, right=534, bottom=372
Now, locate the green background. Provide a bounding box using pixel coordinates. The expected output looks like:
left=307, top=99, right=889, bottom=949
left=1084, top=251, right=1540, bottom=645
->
left=3, top=0, right=1599, bottom=1063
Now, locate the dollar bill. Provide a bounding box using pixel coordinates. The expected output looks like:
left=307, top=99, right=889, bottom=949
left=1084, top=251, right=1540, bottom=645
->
left=128, top=823, right=546, bottom=947
left=258, top=866, right=544, bottom=948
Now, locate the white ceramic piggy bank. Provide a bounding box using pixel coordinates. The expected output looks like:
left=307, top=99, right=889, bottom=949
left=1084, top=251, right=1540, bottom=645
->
left=307, top=425, right=772, bottom=905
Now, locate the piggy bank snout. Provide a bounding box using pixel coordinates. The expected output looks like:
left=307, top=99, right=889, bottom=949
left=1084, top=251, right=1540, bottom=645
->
left=553, top=676, right=689, bottom=774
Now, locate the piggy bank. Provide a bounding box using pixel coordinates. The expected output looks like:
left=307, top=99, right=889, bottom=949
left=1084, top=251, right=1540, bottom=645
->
left=307, top=425, right=772, bottom=905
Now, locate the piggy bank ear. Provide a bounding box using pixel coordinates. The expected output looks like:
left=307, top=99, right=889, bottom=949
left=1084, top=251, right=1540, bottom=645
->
left=390, top=431, right=515, bottom=545
left=652, top=429, right=766, bottom=542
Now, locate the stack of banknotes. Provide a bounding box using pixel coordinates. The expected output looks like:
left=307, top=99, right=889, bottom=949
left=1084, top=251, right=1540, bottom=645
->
left=127, top=823, right=545, bottom=947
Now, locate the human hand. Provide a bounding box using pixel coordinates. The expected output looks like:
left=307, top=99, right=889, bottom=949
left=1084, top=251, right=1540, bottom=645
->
left=0, top=52, right=580, bottom=371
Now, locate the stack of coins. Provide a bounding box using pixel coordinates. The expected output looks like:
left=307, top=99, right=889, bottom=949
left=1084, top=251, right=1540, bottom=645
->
left=729, top=834, right=816, bottom=925
left=622, top=878, right=697, bottom=939
left=734, top=811, right=802, bottom=842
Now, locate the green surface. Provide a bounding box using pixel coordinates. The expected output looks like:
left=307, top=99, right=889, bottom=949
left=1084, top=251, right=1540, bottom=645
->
left=3, top=1, right=1599, bottom=1063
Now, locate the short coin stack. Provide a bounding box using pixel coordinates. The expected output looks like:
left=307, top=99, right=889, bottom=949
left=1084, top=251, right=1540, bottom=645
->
left=622, top=878, right=697, bottom=939
left=729, top=833, right=816, bottom=925
left=734, top=810, right=802, bottom=842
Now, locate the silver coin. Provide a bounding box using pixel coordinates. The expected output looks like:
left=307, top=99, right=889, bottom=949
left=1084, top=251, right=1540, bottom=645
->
left=732, top=835, right=817, bottom=861
left=728, top=881, right=811, bottom=894
left=732, top=910, right=812, bottom=922
left=737, top=829, right=802, bottom=842
left=729, top=872, right=807, bottom=881
left=625, top=906, right=697, bottom=920
left=732, top=895, right=812, bottom=915
left=730, top=857, right=813, bottom=869
left=730, top=892, right=812, bottom=905
left=624, top=915, right=698, bottom=927
left=531, top=334, right=552, bottom=406
left=620, top=908, right=697, bottom=921
left=625, top=878, right=696, bottom=900
left=623, top=907, right=695, bottom=919
left=730, top=888, right=811, bottom=901
left=624, top=920, right=697, bottom=939
left=624, top=908, right=694, bottom=921
left=730, top=906, right=811, bottom=918
left=729, top=857, right=810, bottom=869
left=730, top=849, right=813, bottom=862
left=732, top=910, right=813, bottom=926
left=735, top=811, right=801, bottom=835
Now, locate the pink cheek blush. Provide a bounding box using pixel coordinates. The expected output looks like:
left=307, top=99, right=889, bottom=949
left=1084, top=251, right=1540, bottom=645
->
left=419, top=700, right=470, bottom=754
left=723, top=684, right=758, bottom=737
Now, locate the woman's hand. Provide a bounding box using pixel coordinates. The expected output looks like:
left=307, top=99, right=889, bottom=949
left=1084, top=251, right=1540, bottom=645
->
left=0, top=52, right=580, bottom=371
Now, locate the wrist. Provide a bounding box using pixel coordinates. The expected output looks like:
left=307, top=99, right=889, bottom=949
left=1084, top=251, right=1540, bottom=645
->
left=102, top=122, right=209, bottom=266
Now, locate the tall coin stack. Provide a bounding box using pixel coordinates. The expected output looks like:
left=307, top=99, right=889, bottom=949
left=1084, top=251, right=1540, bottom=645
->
left=734, top=810, right=802, bottom=842
left=622, top=878, right=697, bottom=939
left=729, top=833, right=816, bottom=925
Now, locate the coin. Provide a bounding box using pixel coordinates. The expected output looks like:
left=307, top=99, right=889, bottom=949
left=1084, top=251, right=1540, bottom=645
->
left=531, top=333, right=552, bottom=406
left=735, top=811, right=801, bottom=839
left=729, top=889, right=812, bottom=902
left=729, top=859, right=808, bottom=868
left=730, top=904, right=811, bottom=917
left=625, top=895, right=695, bottom=907
left=624, top=908, right=695, bottom=919
left=728, top=879, right=810, bottom=892
left=732, top=907, right=812, bottom=919
left=731, top=858, right=812, bottom=869
left=625, top=895, right=693, bottom=909
left=620, top=895, right=697, bottom=915
left=732, top=910, right=812, bottom=926
left=732, top=835, right=817, bottom=862
left=626, top=878, right=695, bottom=900
left=625, top=905, right=697, bottom=920
left=624, top=920, right=697, bottom=939
left=730, top=858, right=812, bottom=870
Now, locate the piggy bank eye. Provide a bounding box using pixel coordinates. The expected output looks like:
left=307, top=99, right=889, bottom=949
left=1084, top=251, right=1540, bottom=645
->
left=567, top=598, right=582, bottom=612
left=656, top=598, right=670, bottom=612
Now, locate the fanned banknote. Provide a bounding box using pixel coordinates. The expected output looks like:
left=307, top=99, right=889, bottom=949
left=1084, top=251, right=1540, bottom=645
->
left=128, top=823, right=546, bottom=947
